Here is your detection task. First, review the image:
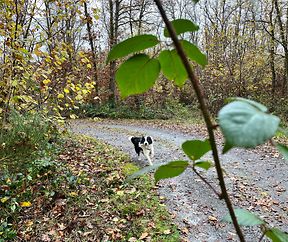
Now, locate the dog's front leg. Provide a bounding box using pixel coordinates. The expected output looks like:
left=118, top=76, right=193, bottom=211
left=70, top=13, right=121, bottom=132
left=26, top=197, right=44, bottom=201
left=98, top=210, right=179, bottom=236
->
left=143, top=149, right=153, bottom=166
left=150, top=146, right=154, bottom=158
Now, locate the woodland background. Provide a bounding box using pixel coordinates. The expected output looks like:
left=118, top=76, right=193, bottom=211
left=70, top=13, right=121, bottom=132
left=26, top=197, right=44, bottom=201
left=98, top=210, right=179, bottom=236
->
left=0, top=0, right=288, bottom=241
left=0, top=0, right=287, bottom=121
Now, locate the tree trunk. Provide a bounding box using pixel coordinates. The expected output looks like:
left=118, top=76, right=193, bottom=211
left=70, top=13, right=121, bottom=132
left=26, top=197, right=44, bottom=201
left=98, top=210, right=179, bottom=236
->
left=269, top=5, right=276, bottom=95
left=274, top=0, right=288, bottom=94
left=108, top=0, right=120, bottom=106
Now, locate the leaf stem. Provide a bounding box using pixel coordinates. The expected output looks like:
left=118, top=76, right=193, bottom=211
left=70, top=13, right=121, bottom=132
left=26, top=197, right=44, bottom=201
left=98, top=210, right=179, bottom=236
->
left=191, top=166, right=221, bottom=198
left=153, top=0, right=245, bottom=241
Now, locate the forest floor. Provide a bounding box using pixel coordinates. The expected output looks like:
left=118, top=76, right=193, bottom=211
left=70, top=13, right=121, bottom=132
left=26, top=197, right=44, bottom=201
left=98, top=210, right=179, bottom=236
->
left=69, top=118, right=288, bottom=242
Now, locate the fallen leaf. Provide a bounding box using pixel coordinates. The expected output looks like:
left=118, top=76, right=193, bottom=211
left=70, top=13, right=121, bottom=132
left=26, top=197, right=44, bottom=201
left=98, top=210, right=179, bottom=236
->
left=20, top=201, right=32, bottom=207
left=139, top=232, right=149, bottom=240
left=41, top=234, right=51, bottom=242
left=181, top=227, right=189, bottom=234
left=163, top=229, right=171, bottom=235
left=208, top=215, right=217, bottom=221
left=128, top=237, right=137, bottom=242
left=57, top=223, right=66, bottom=231
left=69, top=192, right=78, bottom=197
left=1, top=196, right=9, bottom=203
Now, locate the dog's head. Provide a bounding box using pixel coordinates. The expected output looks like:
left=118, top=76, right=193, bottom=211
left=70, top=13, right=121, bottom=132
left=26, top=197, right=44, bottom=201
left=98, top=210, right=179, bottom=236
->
left=140, top=136, right=153, bottom=146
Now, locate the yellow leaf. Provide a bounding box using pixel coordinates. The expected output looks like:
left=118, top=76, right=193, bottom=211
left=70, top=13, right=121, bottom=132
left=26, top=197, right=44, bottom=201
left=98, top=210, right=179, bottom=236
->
left=87, top=63, right=92, bottom=68
left=69, top=192, right=78, bottom=197
left=11, top=80, right=18, bottom=87
left=20, top=201, right=32, bottom=207
left=116, top=191, right=124, bottom=196
left=1, top=197, right=9, bottom=203
left=25, top=220, right=34, bottom=227
left=69, top=114, right=77, bottom=119
left=64, top=88, right=70, bottom=94
left=43, top=79, right=51, bottom=85
left=57, top=93, right=64, bottom=99
left=75, top=94, right=83, bottom=100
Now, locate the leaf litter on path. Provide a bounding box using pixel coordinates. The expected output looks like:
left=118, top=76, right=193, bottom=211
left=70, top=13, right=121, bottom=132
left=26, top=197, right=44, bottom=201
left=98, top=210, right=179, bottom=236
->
left=69, top=119, right=288, bottom=242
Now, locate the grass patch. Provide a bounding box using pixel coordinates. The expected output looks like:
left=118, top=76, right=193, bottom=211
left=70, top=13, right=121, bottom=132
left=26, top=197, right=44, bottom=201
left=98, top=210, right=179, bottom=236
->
left=1, top=132, right=180, bottom=241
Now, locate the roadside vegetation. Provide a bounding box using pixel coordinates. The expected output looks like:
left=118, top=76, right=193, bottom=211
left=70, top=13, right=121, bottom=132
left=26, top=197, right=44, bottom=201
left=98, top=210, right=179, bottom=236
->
left=0, top=112, right=179, bottom=241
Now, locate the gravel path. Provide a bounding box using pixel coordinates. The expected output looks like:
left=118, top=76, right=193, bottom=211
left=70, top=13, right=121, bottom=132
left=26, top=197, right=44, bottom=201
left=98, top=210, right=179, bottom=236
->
left=69, top=119, right=288, bottom=242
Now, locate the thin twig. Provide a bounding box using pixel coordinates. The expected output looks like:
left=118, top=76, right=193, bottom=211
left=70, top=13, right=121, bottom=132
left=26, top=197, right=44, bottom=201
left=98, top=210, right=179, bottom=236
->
left=191, top=166, right=221, bottom=198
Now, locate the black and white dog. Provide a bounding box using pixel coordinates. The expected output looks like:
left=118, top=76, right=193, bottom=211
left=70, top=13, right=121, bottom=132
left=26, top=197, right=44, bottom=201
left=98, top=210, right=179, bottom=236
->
left=129, top=136, right=154, bottom=165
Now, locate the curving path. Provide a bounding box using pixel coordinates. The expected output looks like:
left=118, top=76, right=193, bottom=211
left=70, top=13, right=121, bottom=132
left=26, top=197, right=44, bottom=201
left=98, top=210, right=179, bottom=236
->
left=69, top=119, right=288, bottom=242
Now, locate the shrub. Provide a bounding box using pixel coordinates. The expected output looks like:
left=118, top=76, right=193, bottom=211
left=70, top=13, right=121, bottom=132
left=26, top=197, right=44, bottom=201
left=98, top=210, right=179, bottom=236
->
left=0, top=111, right=59, bottom=173
left=77, top=98, right=196, bottom=120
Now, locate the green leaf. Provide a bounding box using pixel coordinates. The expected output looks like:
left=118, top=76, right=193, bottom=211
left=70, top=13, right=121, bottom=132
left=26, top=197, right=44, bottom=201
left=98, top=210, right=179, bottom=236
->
left=107, top=34, right=159, bottom=62
left=276, top=143, right=288, bottom=161
left=277, top=127, right=288, bottom=137
left=158, top=49, right=188, bottom=86
left=154, top=160, right=189, bottom=183
left=164, top=19, right=199, bottom=37
left=126, top=163, right=163, bottom=182
left=265, top=228, right=288, bottom=242
left=225, top=97, right=267, bottom=112
left=222, top=208, right=265, bottom=226
left=181, top=40, right=207, bottom=68
left=218, top=100, right=280, bottom=150
left=182, top=139, right=211, bottom=161
left=223, top=142, right=233, bottom=154
left=194, top=160, right=212, bottom=170
left=116, top=54, right=160, bottom=98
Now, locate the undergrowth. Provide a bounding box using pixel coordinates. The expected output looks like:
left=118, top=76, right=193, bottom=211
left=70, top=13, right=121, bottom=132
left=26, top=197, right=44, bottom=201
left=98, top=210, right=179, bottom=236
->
left=77, top=99, right=196, bottom=120
left=0, top=111, right=179, bottom=241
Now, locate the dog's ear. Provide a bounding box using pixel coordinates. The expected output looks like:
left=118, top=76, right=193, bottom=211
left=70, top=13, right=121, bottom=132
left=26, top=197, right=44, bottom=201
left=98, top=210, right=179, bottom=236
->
left=147, top=136, right=153, bottom=144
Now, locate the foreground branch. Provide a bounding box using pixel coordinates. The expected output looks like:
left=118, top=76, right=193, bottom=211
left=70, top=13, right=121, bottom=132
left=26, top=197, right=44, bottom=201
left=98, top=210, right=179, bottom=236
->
left=153, top=0, right=245, bottom=241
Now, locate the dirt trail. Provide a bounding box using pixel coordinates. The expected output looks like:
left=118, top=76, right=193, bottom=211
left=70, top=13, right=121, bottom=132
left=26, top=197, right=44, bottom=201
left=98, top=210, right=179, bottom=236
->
left=69, top=119, right=288, bottom=242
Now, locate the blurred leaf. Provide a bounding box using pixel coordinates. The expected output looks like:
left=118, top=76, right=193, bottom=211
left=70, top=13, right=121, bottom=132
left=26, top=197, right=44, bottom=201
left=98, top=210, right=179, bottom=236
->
left=107, top=34, right=159, bottom=62
left=154, top=160, right=189, bottom=183
left=181, top=40, right=207, bottom=68
left=276, top=143, right=288, bottom=161
left=222, top=208, right=265, bottom=226
left=265, top=228, right=288, bottom=242
left=164, top=19, right=199, bottom=37
left=158, top=49, right=188, bottom=86
left=116, top=54, right=160, bottom=98
left=218, top=100, right=280, bottom=151
left=182, top=139, right=211, bottom=161
left=225, top=97, right=267, bottom=112
left=126, top=163, right=163, bottom=181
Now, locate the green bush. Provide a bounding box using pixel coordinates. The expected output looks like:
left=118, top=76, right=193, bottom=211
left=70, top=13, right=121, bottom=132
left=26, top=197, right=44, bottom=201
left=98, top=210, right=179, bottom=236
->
left=77, top=99, right=195, bottom=120
left=0, top=111, right=59, bottom=173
